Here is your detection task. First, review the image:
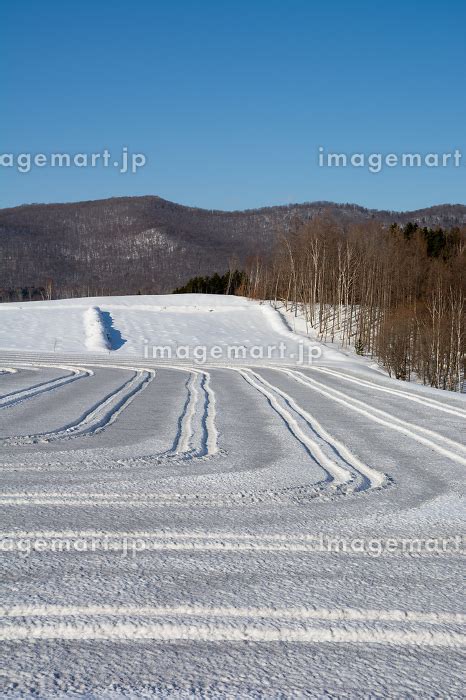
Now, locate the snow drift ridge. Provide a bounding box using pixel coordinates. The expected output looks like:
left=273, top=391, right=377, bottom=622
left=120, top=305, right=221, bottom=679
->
left=83, top=307, right=111, bottom=352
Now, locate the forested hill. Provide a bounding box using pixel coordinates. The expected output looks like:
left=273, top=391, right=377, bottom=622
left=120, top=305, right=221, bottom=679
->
left=1, top=195, right=465, bottom=300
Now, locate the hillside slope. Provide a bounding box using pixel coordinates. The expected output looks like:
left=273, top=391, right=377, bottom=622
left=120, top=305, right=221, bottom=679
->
left=1, top=196, right=465, bottom=298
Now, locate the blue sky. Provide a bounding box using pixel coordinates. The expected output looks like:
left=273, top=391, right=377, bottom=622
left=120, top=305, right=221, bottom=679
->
left=1, top=0, right=465, bottom=211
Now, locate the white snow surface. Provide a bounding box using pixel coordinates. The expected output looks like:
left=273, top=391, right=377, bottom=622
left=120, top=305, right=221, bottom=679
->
left=0, top=293, right=344, bottom=361
left=0, top=294, right=464, bottom=697
left=83, top=306, right=111, bottom=352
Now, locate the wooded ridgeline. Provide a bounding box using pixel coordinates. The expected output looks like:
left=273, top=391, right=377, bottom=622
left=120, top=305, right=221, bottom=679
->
left=240, top=218, right=465, bottom=392
left=1, top=197, right=465, bottom=300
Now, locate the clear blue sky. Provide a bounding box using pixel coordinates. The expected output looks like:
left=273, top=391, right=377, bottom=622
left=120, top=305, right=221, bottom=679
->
left=1, top=0, right=465, bottom=211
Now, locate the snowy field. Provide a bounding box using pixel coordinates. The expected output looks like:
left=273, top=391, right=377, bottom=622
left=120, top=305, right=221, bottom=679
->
left=0, top=295, right=464, bottom=697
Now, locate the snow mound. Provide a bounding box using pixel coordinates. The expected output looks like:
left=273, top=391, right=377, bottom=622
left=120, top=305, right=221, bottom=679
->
left=83, top=307, right=111, bottom=352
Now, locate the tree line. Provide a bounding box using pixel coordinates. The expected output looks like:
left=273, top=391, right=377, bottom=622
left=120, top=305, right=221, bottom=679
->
left=173, top=270, right=246, bottom=295
left=239, top=217, right=465, bottom=392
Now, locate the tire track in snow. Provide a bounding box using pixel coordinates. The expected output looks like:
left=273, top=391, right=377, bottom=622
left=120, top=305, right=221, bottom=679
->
left=175, top=371, right=199, bottom=455
left=311, top=366, right=466, bottom=419
left=0, top=365, right=92, bottom=410
left=122, top=367, right=218, bottom=464
left=1, top=603, right=463, bottom=626
left=166, top=367, right=218, bottom=458
left=0, top=364, right=217, bottom=464
left=0, top=368, right=154, bottom=444
left=0, top=613, right=463, bottom=646
left=280, top=369, right=466, bottom=467
left=201, top=370, right=218, bottom=456
left=237, top=368, right=351, bottom=487
left=0, top=490, right=318, bottom=507
left=0, top=479, right=376, bottom=506
left=247, top=368, right=387, bottom=490
left=236, top=368, right=386, bottom=493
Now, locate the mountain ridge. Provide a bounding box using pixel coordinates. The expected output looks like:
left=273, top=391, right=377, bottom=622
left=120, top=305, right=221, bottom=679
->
left=1, top=196, right=465, bottom=298
left=2, top=195, right=466, bottom=217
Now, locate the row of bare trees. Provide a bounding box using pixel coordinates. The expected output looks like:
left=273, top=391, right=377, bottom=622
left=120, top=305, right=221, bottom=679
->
left=239, top=217, right=465, bottom=392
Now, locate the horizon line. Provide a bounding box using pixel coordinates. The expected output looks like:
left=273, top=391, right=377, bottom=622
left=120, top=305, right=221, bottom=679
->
left=1, top=194, right=465, bottom=216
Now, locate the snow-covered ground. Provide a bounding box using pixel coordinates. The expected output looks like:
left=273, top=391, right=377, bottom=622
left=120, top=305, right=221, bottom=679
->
left=0, top=294, right=304, bottom=352
left=0, top=295, right=464, bottom=697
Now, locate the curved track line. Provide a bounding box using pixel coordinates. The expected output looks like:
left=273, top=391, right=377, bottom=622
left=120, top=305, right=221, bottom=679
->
left=311, top=366, right=466, bottom=418
left=281, top=369, right=466, bottom=467
left=0, top=369, right=154, bottom=444
left=0, top=365, right=92, bottom=410
left=175, top=371, right=199, bottom=454
left=179, top=368, right=218, bottom=458
left=237, top=369, right=353, bottom=487
left=124, top=366, right=218, bottom=463
left=250, top=369, right=387, bottom=490
left=201, top=370, right=219, bottom=456
left=0, top=368, right=218, bottom=470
